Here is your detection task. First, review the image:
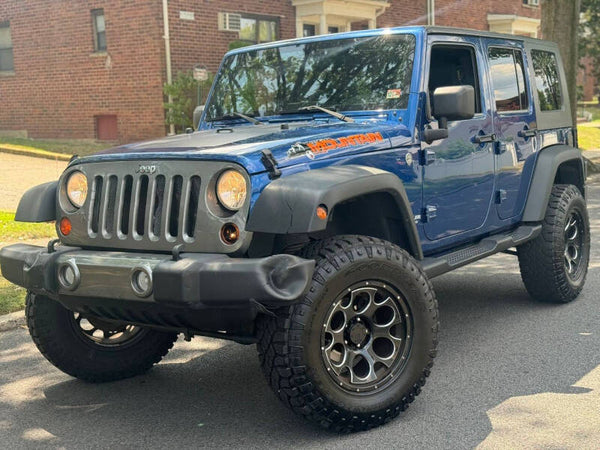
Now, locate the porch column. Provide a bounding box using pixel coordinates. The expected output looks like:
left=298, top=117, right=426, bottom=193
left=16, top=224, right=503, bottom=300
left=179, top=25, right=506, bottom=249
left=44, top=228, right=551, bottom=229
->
left=319, top=14, right=327, bottom=34
left=296, top=15, right=303, bottom=38
left=368, top=18, right=376, bottom=29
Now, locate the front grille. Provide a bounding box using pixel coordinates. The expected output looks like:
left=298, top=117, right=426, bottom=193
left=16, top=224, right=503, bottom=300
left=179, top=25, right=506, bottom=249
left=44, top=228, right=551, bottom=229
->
left=59, top=160, right=250, bottom=253
left=88, top=173, right=202, bottom=242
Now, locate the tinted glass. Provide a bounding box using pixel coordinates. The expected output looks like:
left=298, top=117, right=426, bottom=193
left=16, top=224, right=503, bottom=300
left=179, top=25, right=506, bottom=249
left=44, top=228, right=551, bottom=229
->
left=531, top=50, right=562, bottom=111
left=488, top=47, right=528, bottom=112
left=514, top=50, right=529, bottom=110
left=206, top=34, right=415, bottom=120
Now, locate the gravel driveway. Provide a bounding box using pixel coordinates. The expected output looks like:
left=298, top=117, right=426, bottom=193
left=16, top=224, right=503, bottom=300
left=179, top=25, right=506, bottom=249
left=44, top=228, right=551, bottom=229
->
left=0, top=153, right=67, bottom=211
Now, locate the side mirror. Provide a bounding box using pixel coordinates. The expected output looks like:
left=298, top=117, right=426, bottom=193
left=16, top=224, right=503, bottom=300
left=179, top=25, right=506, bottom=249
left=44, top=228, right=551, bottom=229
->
left=424, top=85, right=475, bottom=144
left=193, top=105, right=205, bottom=130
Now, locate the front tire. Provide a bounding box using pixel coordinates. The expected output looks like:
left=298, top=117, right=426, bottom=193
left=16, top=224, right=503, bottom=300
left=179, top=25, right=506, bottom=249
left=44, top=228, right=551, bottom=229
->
left=257, top=235, right=439, bottom=432
left=518, top=184, right=590, bottom=303
left=26, top=292, right=178, bottom=382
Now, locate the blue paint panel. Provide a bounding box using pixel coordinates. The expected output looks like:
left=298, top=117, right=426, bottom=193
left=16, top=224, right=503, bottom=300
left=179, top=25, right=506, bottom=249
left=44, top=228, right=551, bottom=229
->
left=421, top=34, right=495, bottom=241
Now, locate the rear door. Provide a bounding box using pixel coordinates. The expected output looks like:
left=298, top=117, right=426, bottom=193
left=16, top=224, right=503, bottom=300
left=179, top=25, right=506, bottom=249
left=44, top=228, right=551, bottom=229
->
left=485, top=41, right=537, bottom=219
left=421, top=35, right=495, bottom=241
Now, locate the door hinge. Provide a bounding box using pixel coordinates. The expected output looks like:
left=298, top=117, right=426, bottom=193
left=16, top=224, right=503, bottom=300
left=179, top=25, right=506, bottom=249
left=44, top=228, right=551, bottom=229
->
left=421, top=205, right=437, bottom=222
left=419, top=149, right=436, bottom=166
left=494, top=141, right=507, bottom=155
left=495, top=189, right=507, bottom=204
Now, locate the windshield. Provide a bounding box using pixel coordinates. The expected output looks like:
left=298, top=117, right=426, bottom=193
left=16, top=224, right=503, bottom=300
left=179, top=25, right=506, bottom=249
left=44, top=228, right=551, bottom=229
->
left=205, top=33, right=416, bottom=122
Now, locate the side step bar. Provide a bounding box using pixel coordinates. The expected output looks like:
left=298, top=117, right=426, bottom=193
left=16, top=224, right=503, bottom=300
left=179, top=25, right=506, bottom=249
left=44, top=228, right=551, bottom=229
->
left=421, top=224, right=542, bottom=279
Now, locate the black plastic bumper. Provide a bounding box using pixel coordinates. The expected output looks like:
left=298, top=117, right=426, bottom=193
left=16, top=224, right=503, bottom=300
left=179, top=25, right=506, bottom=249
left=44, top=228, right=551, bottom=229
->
left=0, top=243, right=314, bottom=310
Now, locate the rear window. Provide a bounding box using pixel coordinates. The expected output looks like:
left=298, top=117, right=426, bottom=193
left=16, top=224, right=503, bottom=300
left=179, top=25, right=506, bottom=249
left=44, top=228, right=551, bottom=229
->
left=488, top=47, right=529, bottom=112
left=531, top=50, right=563, bottom=111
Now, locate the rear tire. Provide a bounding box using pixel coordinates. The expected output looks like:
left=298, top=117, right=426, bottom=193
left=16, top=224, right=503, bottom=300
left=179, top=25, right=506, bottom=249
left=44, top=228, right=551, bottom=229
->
left=26, top=292, right=178, bottom=382
left=518, top=184, right=590, bottom=303
left=256, top=235, right=439, bottom=432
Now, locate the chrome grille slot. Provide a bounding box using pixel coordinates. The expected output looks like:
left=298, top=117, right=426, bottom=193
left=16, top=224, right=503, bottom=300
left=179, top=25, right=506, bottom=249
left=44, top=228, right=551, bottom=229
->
left=103, top=175, right=118, bottom=237
left=149, top=175, right=166, bottom=239
left=186, top=176, right=201, bottom=238
left=168, top=175, right=183, bottom=238
left=134, top=175, right=149, bottom=237
left=119, top=175, right=133, bottom=237
left=90, top=176, right=103, bottom=235
left=64, top=160, right=249, bottom=253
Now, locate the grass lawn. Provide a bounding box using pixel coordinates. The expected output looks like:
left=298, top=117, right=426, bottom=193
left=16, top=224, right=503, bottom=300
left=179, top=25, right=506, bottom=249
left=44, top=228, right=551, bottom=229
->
left=0, top=277, right=26, bottom=315
left=578, top=121, right=600, bottom=151
left=0, top=211, right=56, bottom=314
left=0, top=137, right=113, bottom=157
left=0, top=210, right=56, bottom=241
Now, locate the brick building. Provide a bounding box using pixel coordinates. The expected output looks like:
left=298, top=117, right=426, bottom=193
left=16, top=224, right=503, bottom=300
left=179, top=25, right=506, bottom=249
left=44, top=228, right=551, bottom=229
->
left=0, top=0, right=594, bottom=143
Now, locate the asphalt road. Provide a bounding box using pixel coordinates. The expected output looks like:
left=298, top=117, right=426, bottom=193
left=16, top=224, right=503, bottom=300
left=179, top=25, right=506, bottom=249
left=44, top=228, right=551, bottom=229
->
left=0, top=177, right=598, bottom=449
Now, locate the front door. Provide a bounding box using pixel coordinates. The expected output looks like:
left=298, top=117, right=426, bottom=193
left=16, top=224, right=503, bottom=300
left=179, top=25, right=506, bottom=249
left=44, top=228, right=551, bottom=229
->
left=421, top=37, right=495, bottom=242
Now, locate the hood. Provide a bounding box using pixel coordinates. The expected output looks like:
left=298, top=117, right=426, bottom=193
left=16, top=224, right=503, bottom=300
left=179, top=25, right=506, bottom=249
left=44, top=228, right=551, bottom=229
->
left=82, top=121, right=413, bottom=175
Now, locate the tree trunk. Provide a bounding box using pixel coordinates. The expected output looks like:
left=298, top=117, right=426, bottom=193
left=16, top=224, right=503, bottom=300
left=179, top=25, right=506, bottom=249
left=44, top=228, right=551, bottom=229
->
left=541, top=0, right=581, bottom=125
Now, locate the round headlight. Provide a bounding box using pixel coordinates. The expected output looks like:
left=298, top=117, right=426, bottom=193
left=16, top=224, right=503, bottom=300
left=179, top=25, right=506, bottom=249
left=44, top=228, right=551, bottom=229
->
left=216, top=170, right=247, bottom=211
left=66, top=171, right=88, bottom=208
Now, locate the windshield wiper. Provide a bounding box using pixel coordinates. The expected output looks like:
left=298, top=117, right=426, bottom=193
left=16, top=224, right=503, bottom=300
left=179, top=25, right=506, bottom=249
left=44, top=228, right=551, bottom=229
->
left=299, top=105, right=355, bottom=123
left=210, top=112, right=264, bottom=125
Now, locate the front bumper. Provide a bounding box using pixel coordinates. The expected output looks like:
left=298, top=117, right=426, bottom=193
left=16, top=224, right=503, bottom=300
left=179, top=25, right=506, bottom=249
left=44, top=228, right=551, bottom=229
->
left=0, top=243, right=314, bottom=337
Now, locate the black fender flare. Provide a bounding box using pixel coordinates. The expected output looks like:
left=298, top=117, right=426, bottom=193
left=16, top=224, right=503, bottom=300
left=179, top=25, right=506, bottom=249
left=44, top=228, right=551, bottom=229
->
left=15, top=181, right=57, bottom=223
left=246, top=165, right=422, bottom=259
left=522, top=145, right=585, bottom=222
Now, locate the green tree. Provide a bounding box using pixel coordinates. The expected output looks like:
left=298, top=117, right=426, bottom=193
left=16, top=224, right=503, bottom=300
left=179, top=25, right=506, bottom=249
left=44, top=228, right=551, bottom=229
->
left=163, top=71, right=213, bottom=132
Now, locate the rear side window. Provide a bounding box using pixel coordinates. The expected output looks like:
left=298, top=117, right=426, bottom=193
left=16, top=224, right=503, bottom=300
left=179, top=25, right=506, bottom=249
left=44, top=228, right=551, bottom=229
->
left=488, top=47, right=529, bottom=112
left=531, top=50, right=563, bottom=111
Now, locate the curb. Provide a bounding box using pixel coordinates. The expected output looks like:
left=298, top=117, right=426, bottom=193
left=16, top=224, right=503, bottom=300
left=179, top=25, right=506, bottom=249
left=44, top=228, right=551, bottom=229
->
left=0, top=310, right=25, bottom=332
left=0, top=145, right=72, bottom=161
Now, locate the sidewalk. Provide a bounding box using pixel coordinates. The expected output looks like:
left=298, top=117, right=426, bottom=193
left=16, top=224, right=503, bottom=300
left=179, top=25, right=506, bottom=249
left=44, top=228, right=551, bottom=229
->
left=0, top=153, right=68, bottom=211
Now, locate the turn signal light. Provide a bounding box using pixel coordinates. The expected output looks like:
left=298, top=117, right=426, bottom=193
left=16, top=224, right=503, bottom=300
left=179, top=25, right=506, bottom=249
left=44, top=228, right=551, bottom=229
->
left=59, top=217, right=72, bottom=236
left=220, top=223, right=239, bottom=245
left=316, top=205, right=328, bottom=220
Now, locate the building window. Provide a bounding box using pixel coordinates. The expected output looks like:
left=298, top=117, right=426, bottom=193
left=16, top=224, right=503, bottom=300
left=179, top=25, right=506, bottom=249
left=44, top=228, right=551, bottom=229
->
left=303, top=24, right=316, bottom=37
left=488, top=47, right=529, bottom=112
left=92, top=9, right=106, bottom=52
left=328, top=26, right=339, bottom=34
left=531, top=50, right=563, bottom=111
left=0, top=22, right=14, bottom=72
left=239, top=15, right=278, bottom=44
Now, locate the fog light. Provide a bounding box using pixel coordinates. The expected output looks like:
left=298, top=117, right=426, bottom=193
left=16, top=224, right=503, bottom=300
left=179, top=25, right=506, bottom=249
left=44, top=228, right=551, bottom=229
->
left=58, top=260, right=80, bottom=291
left=220, top=223, right=240, bottom=245
left=131, top=267, right=153, bottom=297
left=59, top=217, right=72, bottom=236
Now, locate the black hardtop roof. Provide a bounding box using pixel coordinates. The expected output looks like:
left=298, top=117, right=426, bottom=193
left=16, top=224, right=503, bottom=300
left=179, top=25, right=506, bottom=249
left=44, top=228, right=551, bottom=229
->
left=423, top=25, right=553, bottom=46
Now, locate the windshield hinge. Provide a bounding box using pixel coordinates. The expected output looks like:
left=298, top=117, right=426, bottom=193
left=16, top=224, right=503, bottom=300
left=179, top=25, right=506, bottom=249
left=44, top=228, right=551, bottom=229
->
left=260, top=150, right=281, bottom=180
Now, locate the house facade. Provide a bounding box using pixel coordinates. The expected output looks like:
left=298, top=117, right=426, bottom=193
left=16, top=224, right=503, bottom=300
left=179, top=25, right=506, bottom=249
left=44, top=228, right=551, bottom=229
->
left=0, top=0, right=593, bottom=143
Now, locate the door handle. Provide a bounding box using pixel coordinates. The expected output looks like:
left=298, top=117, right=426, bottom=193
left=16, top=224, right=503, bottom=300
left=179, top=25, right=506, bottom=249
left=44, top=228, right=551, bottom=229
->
left=518, top=128, right=538, bottom=138
left=473, top=133, right=496, bottom=144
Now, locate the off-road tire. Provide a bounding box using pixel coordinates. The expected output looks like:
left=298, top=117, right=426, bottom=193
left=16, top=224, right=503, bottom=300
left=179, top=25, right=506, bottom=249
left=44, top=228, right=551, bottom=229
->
left=256, top=235, right=439, bottom=432
left=26, top=292, right=178, bottom=382
left=518, top=184, right=590, bottom=303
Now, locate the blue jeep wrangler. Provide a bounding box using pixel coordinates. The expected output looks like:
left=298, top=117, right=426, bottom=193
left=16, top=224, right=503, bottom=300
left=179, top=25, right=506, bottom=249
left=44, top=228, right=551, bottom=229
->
left=0, top=26, right=590, bottom=431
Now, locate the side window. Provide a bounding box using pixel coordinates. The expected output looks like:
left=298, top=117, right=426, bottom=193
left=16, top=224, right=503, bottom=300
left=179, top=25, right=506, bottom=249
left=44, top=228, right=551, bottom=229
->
left=531, top=49, right=563, bottom=111
left=428, top=45, right=481, bottom=115
left=92, top=9, right=106, bottom=52
left=0, top=21, right=13, bottom=72
left=488, top=47, right=529, bottom=112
